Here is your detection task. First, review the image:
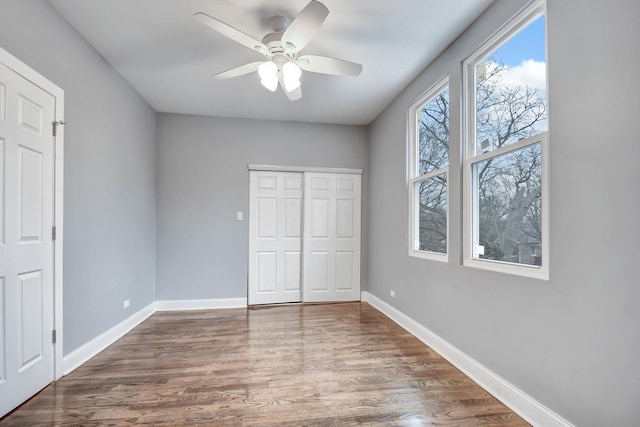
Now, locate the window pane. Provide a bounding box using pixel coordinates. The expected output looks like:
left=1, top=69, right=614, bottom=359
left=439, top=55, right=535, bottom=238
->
left=473, top=143, right=541, bottom=266
left=415, top=173, right=447, bottom=253
left=475, top=15, right=546, bottom=155
left=418, top=87, right=449, bottom=175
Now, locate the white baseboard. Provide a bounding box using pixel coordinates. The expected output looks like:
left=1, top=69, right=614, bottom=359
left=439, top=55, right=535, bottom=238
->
left=62, top=302, right=156, bottom=375
left=361, top=291, right=573, bottom=427
left=155, top=297, right=247, bottom=311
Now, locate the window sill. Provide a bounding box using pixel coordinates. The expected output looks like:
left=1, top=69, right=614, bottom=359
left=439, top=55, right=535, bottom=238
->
left=463, top=257, right=549, bottom=281
left=408, top=250, right=448, bottom=263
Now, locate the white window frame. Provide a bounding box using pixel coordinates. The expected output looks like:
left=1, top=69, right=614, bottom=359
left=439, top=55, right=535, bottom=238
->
left=408, top=76, right=449, bottom=262
left=462, top=0, right=549, bottom=280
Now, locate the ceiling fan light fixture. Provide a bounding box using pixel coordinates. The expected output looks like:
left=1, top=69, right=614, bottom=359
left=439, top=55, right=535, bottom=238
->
left=261, top=77, right=279, bottom=92
left=283, top=77, right=301, bottom=93
left=258, top=61, right=277, bottom=80
left=258, top=61, right=278, bottom=91
left=282, top=62, right=302, bottom=92
left=282, top=62, right=302, bottom=80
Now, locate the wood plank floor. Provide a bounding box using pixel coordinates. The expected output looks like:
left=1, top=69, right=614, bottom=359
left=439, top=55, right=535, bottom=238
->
left=0, top=302, right=528, bottom=426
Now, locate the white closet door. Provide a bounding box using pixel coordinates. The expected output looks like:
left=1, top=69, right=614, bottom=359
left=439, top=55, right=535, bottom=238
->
left=248, top=171, right=303, bottom=305
left=303, top=173, right=361, bottom=302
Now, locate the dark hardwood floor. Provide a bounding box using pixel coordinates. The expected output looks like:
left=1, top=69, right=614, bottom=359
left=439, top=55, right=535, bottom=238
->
left=1, top=302, right=528, bottom=426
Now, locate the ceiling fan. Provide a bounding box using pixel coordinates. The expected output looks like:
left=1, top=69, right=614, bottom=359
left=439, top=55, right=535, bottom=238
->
left=194, top=0, right=363, bottom=101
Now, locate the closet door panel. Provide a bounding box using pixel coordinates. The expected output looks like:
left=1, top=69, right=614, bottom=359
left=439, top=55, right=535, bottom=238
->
left=303, top=173, right=361, bottom=302
left=249, top=171, right=303, bottom=305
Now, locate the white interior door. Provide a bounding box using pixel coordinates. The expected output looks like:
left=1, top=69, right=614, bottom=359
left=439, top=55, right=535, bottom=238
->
left=0, top=63, right=56, bottom=417
left=248, top=171, right=303, bottom=305
left=303, top=173, right=361, bottom=302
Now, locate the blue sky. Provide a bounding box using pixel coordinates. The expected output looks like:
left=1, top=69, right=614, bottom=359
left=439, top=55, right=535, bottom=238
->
left=493, top=15, right=546, bottom=67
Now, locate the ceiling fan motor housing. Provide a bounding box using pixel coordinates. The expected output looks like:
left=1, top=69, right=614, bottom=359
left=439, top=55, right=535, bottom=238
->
left=262, top=16, right=297, bottom=59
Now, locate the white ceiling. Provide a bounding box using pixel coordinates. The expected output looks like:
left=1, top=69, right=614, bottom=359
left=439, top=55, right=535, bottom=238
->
left=48, top=0, right=493, bottom=125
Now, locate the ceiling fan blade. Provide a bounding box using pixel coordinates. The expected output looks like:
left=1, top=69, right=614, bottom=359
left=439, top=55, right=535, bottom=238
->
left=297, top=55, right=363, bottom=76
left=279, top=74, right=302, bottom=101
left=281, top=0, right=329, bottom=51
left=194, top=12, right=269, bottom=56
left=213, top=62, right=263, bottom=79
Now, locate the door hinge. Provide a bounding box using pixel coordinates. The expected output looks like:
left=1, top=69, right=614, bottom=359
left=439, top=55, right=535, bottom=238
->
left=52, top=226, right=57, bottom=241
left=52, top=120, right=67, bottom=137
left=52, top=329, right=57, bottom=344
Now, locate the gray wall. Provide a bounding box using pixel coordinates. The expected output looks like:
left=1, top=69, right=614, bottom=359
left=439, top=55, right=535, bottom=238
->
left=0, top=1, right=157, bottom=355
left=156, top=113, right=368, bottom=300
left=2, top=0, right=638, bottom=424
left=367, top=0, right=640, bottom=425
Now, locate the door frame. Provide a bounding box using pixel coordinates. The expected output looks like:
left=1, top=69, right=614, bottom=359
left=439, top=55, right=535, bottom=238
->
left=249, top=164, right=362, bottom=175
left=1, top=46, right=65, bottom=380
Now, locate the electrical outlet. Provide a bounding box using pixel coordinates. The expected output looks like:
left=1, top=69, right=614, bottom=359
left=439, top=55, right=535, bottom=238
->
left=123, top=299, right=130, bottom=309
left=236, top=211, right=243, bottom=221
left=390, top=290, right=395, bottom=298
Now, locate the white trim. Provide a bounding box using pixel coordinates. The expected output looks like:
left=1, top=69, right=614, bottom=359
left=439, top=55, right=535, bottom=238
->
left=248, top=164, right=362, bottom=175
left=408, top=247, right=448, bottom=262
left=155, top=298, right=247, bottom=311
left=408, top=170, right=450, bottom=262
left=463, top=133, right=549, bottom=280
left=0, top=46, right=65, bottom=380
left=467, top=133, right=544, bottom=165
left=462, top=0, right=549, bottom=281
left=361, top=291, right=573, bottom=427
left=407, top=76, right=450, bottom=262
left=62, top=303, right=156, bottom=375
left=53, top=103, right=64, bottom=381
